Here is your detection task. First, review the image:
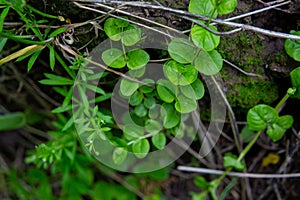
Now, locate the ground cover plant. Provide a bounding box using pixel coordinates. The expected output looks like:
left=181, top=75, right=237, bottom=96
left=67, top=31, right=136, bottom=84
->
left=0, top=0, right=300, bottom=199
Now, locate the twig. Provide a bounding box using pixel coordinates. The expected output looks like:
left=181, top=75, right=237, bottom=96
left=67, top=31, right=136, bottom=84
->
left=223, top=59, right=264, bottom=78
left=177, top=166, right=300, bottom=178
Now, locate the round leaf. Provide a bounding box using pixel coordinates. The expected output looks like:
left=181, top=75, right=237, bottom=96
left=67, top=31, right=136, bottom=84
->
left=266, top=115, right=293, bottom=142
left=145, top=119, right=162, bottom=134
left=191, top=25, right=220, bottom=51
left=113, top=147, right=127, bottom=165
left=284, top=31, right=300, bottom=61
left=120, top=79, right=139, bottom=97
left=163, top=60, right=198, bottom=85
left=127, top=49, right=150, bottom=70
left=175, top=95, right=197, bottom=113
left=123, top=123, right=144, bottom=139
left=128, top=66, right=146, bottom=78
left=217, top=0, right=237, bottom=15
left=168, top=38, right=196, bottom=64
left=246, top=104, right=278, bottom=131
left=180, top=79, right=205, bottom=100
left=129, top=91, right=143, bottom=106
left=151, top=133, right=166, bottom=150
left=132, top=139, right=150, bottom=158
left=139, top=78, right=155, bottom=93
left=188, top=0, right=218, bottom=18
left=102, top=48, right=126, bottom=68
left=134, top=104, right=148, bottom=117
left=121, top=25, right=142, bottom=46
left=156, top=79, right=176, bottom=103
left=144, top=96, right=156, bottom=109
left=290, top=67, right=300, bottom=99
left=161, top=103, right=180, bottom=129
left=104, top=18, right=122, bottom=41
left=194, top=50, right=223, bottom=75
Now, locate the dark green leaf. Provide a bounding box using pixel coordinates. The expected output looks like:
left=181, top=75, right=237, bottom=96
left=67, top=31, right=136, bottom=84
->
left=156, top=79, right=176, bottom=103
left=161, top=103, right=179, bottom=129
left=151, top=133, right=166, bottom=150
left=266, top=115, right=293, bottom=142
left=191, top=24, right=220, bottom=51
left=144, top=96, right=156, bottom=109
left=102, top=48, right=126, bottom=68
left=194, top=176, right=210, bottom=190
left=103, top=18, right=122, bottom=41
left=49, top=45, right=55, bottom=70
left=0, top=112, right=26, bottom=131
left=0, top=38, right=7, bottom=52
left=247, top=104, right=278, bottom=131
left=39, top=73, right=73, bottom=85
left=0, top=7, right=10, bottom=32
left=134, top=104, right=148, bottom=117
left=145, top=119, right=162, bottom=134
left=290, top=67, right=300, bottom=98
left=132, top=139, right=150, bottom=158
left=168, top=38, right=196, bottom=64
left=129, top=91, right=143, bottom=106
left=139, top=78, right=155, bottom=93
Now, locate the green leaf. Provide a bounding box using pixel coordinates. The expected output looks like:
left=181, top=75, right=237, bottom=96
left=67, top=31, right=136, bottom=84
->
left=83, top=83, right=105, bottom=95
left=120, top=79, right=139, bottom=97
left=223, top=153, right=246, bottom=171
left=145, top=119, right=162, bottom=134
left=102, top=48, right=126, bottom=68
left=48, top=27, right=67, bottom=38
left=163, top=60, right=198, bottom=86
left=284, top=31, right=300, bottom=61
left=191, top=192, right=208, bottom=200
left=128, top=66, right=146, bottom=78
left=129, top=91, right=143, bottom=106
left=139, top=79, right=155, bottom=93
left=0, top=38, right=7, bottom=52
left=123, top=124, right=144, bottom=139
left=132, top=139, right=150, bottom=158
left=0, top=7, right=10, bottom=32
left=113, top=17, right=129, bottom=27
left=0, top=112, right=26, bottom=131
left=188, top=0, right=218, bottom=18
left=180, top=79, right=205, bottom=100
left=121, top=25, right=142, bottom=46
left=194, top=176, right=210, bottom=190
left=39, top=73, right=73, bottom=85
left=168, top=38, right=196, bottom=64
left=191, top=24, right=220, bottom=51
left=216, top=0, right=237, bottom=15
left=27, top=50, right=42, bottom=71
left=113, top=147, right=128, bottom=165
left=156, top=79, right=176, bottom=103
left=175, top=95, right=198, bottom=113
left=161, top=103, right=179, bottom=129
left=266, top=115, right=293, bottom=142
left=127, top=49, right=150, bottom=70
left=151, top=133, right=166, bottom=150
left=103, top=18, right=123, bottom=41
left=194, top=50, right=223, bottom=75
left=49, top=45, right=55, bottom=70
left=290, top=67, right=300, bottom=98
left=247, top=104, right=278, bottom=131
left=144, top=96, right=156, bottom=109
left=134, top=104, right=148, bottom=117
left=241, top=125, right=254, bottom=143
left=148, top=105, right=161, bottom=120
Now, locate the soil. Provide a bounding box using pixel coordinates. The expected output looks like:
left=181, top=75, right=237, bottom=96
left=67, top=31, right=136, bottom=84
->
left=1, top=0, right=300, bottom=199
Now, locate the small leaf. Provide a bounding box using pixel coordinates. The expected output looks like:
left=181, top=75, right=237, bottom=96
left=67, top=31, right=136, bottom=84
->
left=0, top=38, right=7, bottom=52
left=247, top=104, right=278, bottom=131
left=49, top=45, right=55, bottom=70
left=121, top=25, right=142, bottom=46
left=266, top=115, right=293, bottom=142
left=103, top=18, right=122, bottom=41
left=145, top=119, right=162, bottom=134
left=0, top=112, right=26, bottom=131
left=49, top=27, right=67, bottom=38
left=156, top=79, right=176, bottom=103
left=163, top=60, right=198, bottom=85
left=27, top=50, right=42, bottom=71
left=194, top=50, right=223, bottom=75
left=123, top=124, right=144, bottom=139
left=216, top=0, right=237, bottom=15
left=194, top=176, right=210, bottom=190
left=290, top=67, right=300, bottom=98
left=241, top=125, right=255, bottom=143
left=180, top=79, right=205, bottom=100
left=139, top=78, right=155, bottom=93
left=188, top=0, right=218, bottom=18
left=127, top=49, right=150, bottom=70
left=151, top=133, right=166, bottom=150
left=102, top=48, right=126, bottom=68
left=129, top=90, right=143, bottom=106
left=161, top=103, right=180, bottom=129
left=223, top=153, right=246, bottom=171
left=144, top=96, right=156, bottom=109
left=120, top=79, right=139, bottom=97
left=113, top=147, right=128, bottom=165
left=191, top=24, right=220, bottom=51
left=134, top=104, right=148, bottom=117
left=39, top=73, right=73, bottom=85
left=128, top=66, right=146, bottom=78
left=132, top=139, right=150, bottom=158
left=175, top=95, right=197, bottom=113
left=0, top=7, right=10, bottom=32
left=168, top=38, right=196, bottom=64
left=284, top=31, right=300, bottom=61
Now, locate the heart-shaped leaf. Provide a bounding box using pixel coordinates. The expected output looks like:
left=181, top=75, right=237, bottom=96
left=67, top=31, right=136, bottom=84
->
left=223, top=153, right=246, bottom=171
left=216, top=0, right=238, bottom=15
left=290, top=67, right=300, bottom=99
left=104, top=18, right=123, bottom=41
left=102, top=48, right=126, bottom=68
left=180, top=79, right=205, bottom=100
left=191, top=24, right=220, bottom=51
left=247, top=104, right=278, bottom=131
left=194, top=50, right=223, bottom=75
left=127, top=49, right=150, bottom=70
left=175, top=95, right=198, bottom=113
left=168, top=38, right=196, bottom=64
left=163, top=60, right=198, bottom=85
left=120, top=79, right=139, bottom=97
left=151, top=133, right=166, bottom=150
left=188, top=0, right=218, bottom=18
left=132, top=139, right=150, bottom=158
left=284, top=31, right=300, bottom=61
left=266, top=115, right=293, bottom=142
left=121, top=25, right=142, bottom=46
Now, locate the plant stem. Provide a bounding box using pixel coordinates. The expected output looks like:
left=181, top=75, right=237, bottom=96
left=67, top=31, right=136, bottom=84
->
left=274, top=88, right=294, bottom=111
left=237, top=131, right=262, bottom=162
